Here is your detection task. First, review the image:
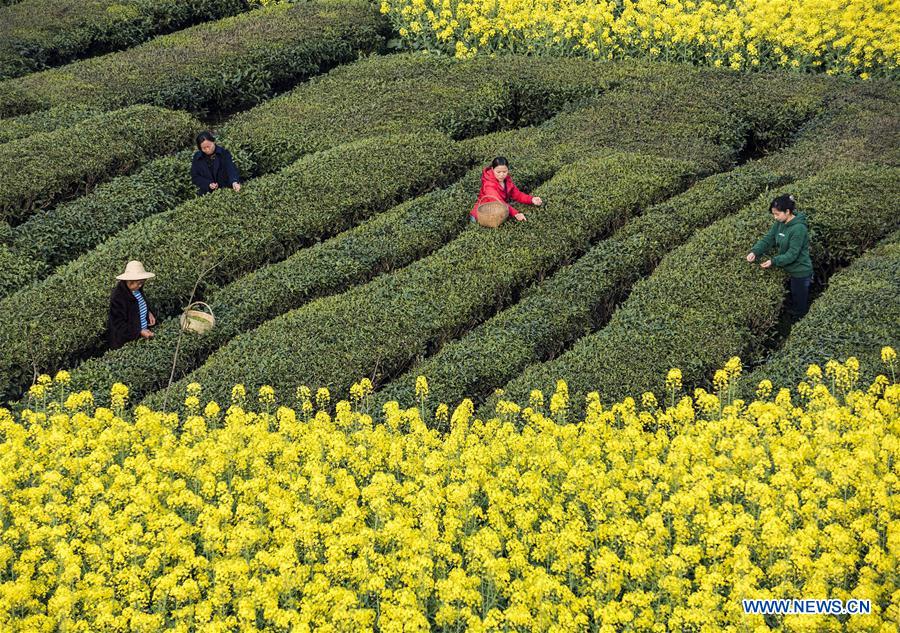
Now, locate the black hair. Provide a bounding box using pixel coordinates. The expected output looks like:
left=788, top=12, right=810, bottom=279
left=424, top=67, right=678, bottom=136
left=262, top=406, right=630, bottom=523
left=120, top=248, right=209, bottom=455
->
left=196, top=131, right=216, bottom=150
left=111, top=279, right=138, bottom=297
left=490, top=156, right=510, bottom=169
left=771, top=194, right=796, bottom=213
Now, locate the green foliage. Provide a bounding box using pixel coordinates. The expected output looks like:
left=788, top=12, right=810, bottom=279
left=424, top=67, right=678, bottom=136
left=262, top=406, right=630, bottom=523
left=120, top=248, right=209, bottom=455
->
left=226, top=53, right=835, bottom=175
left=0, top=105, right=198, bottom=224
left=69, top=173, right=482, bottom=403
left=10, top=154, right=197, bottom=271
left=379, top=163, right=787, bottom=410
left=70, top=62, right=822, bottom=405
left=0, top=105, right=100, bottom=144
left=745, top=230, right=900, bottom=389
left=223, top=53, right=618, bottom=173
left=0, top=1, right=387, bottom=117
left=67, top=133, right=568, bottom=403
left=3, top=53, right=898, bottom=408
left=760, top=79, right=900, bottom=178
left=0, top=245, right=46, bottom=298
left=147, top=152, right=697, bottom=408
left=3, top=150, right=257, bottom=297
left=488, top=165, right=900, bottom=414
left=0, top=0, right=246, bottom=80
left=3, top=54, right=621, bottom=292
left=0, top=134, right=466, bottom=401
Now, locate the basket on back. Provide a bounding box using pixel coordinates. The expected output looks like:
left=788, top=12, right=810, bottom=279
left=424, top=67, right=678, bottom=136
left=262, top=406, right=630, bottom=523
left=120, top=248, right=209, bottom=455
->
left=179, top=301, right=215, bottom=334
left=476, top=198, right=509, bottom=228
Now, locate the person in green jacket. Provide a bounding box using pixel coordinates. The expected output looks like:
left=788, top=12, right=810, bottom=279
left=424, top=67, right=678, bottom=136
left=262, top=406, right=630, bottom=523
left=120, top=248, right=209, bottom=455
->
left=746, top=194, right=813, bottom=321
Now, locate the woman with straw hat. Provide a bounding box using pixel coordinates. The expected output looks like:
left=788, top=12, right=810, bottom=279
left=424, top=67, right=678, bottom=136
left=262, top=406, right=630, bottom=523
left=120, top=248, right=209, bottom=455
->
left=108, top=260, right=157, bottom=349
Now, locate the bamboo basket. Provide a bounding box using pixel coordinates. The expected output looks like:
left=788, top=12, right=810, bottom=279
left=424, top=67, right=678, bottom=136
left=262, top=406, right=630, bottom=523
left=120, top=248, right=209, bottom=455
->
left=179, top=301, right=215, bottom=334
left=476, top=199, right=509, bottom=228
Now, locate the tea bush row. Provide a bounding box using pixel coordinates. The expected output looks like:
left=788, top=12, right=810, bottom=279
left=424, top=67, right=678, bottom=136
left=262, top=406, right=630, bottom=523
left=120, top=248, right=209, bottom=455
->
left=488, top=165, right=900, bottom=412
left=0, top=54, right=629, bottom=392
left=379, top=163, right=787, bottom=409
left=224, top=53, right=833, bottom=175
left=0, top=105, right=197, bottom=225
left=6, top=52, right=857, bottom=281
left=5, top=55, right=896, bottom=399
left=158, top=60, right=856, bottom=407
left=147, top=153, right=697, bottom=408
left=65, top=74, right=796, bottom=405
left=66, top=123, right=589, bottom=403
left=0, top=0, right=246, bottom=80
left=0, top=105, right=100, bottom=144
left=5, top=53, right=619, bottom=279
left=0, top=0, right=386, bottom=117
left=0, top=134, right=466, bottom=401
left=746, top=230, right=900, bottom=390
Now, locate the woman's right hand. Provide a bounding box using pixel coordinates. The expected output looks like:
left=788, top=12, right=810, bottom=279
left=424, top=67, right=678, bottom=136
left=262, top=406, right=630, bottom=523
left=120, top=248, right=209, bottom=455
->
left=209, top=182, right=219, bottom=191
left=141, top=329, right=154, bottom=339
left=746, top=252, right=756, bottom=263
left=514, top=213, right=527, bottom=222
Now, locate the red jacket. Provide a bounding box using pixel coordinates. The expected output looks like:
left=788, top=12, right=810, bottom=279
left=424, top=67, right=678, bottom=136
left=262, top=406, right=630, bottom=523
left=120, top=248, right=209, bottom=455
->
left=470, top=166, right=534, bottom=220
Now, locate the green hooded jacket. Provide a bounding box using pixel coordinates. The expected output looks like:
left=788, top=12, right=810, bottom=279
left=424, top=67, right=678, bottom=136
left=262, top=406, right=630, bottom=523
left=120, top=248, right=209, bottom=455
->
left=751, top=212, right=813, bottom=278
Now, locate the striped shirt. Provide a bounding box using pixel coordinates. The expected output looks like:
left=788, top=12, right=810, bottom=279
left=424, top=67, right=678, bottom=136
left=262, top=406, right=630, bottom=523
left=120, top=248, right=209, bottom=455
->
left=132, top=290, right=148, bottom=330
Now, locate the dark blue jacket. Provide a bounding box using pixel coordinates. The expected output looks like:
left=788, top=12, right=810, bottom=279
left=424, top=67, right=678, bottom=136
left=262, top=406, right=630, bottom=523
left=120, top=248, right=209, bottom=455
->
left=190, top=145, right=240, bottom=195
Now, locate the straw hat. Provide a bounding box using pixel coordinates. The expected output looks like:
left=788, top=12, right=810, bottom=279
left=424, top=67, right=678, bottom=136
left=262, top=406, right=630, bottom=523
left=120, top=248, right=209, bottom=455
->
left=116, top=260, right=156, bottom=281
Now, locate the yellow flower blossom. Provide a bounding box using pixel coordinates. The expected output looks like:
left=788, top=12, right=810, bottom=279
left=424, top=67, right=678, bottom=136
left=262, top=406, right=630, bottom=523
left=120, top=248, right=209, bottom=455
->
left=380, top=0, right=898, bottom=78
left=415, top=375, right=429, bottom=399
left=0, top=359, right=895, bottom=629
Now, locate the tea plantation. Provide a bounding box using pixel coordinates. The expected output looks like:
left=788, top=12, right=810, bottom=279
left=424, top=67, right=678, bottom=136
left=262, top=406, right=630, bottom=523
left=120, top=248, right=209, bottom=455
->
left=0, top=2, right=898, bottom=629
left=1, top=3, right=896, bottom=407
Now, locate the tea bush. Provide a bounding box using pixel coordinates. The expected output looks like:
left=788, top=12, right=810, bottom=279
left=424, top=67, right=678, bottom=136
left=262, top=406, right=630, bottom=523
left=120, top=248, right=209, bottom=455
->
left=0, top=0, right=386, bottom=117
left=6, top=53, right=621, bottom=279
left=0, top=105, right=198, bottom=225
left=489, top=165, right=900, bottom=412
left=149, top=153, right=696, bottom=407
left=67, top=72, right=807, bottom=405
left=0, top=134, right=467, bottom=401
left=379, top=163, right=786, bottom=409
left=746, top=230, right=900, bottom=389
left=0, top=0, right=245, bottom=80
left=0, top=105, right=99, bottom=144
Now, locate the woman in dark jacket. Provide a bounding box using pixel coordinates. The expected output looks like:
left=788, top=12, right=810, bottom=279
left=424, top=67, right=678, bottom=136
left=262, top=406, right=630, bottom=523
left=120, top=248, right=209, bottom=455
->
left=108, top=260, right=156, bottom=350
left=190, top=131, right=242, bottom=196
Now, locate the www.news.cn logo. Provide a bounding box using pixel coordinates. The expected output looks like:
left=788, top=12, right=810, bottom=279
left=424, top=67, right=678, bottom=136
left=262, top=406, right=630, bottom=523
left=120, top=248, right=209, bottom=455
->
left=743, top=599, right=872, bottom=615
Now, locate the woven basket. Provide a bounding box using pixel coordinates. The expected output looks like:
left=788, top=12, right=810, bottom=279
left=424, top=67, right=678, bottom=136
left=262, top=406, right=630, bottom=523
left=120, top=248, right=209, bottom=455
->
left=476, top=200, right=509, bottom=228
left=179, top=301, right=215, bottom=335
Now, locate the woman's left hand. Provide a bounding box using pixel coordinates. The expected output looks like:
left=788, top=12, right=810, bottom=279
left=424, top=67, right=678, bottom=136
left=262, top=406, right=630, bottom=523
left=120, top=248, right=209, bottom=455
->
left=232, top=182, right=241, bottom=192
left=148, top=312, right=156, bottom=326
left=761, top=260, right=773, bottom=269
left=532, top=196, right=542, bottom=206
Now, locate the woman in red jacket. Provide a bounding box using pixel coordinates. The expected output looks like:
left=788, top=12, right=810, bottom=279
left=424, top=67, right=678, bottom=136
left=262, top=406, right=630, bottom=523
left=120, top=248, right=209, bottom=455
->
left=470, top=156, right=542, bottom=224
